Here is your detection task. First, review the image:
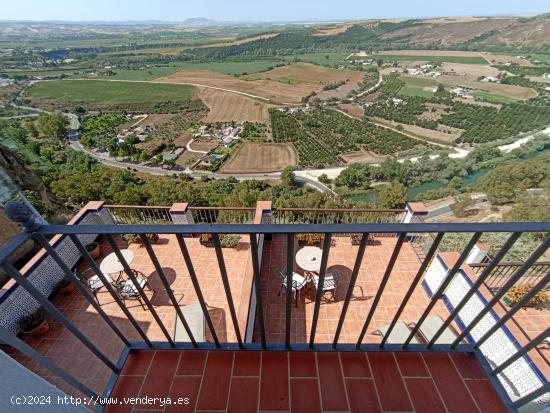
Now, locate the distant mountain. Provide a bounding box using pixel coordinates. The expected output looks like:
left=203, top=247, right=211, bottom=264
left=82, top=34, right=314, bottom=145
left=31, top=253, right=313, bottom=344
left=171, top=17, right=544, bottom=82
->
left=181, top=17, right=219, bottom=26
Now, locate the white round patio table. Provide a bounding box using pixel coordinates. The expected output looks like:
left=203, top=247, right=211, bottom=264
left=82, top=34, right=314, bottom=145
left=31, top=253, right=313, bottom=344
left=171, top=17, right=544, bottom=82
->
left=99, top=249, right=135, bottom=275
left=295, top=246, right=323, bottom=272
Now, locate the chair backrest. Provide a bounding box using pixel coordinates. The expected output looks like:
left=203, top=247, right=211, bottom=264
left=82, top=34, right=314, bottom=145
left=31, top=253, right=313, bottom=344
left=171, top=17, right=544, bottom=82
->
left=330, top=270, right=341, bottom=284
left=279, top=267, right=287, bottom=283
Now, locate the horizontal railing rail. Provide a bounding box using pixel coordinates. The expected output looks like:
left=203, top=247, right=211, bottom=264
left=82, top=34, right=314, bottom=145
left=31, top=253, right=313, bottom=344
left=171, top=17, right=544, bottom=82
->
left=0, top=219, right=549, bottom=412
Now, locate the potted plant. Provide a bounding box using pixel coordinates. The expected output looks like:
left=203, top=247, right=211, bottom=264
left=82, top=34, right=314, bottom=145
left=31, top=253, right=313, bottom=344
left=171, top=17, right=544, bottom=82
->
left=86, top=242, right=101, bottom=259
left=297, top=233, right=322, bottom=246
left=19, top=307, right=49, bottom=337
left=350, top=234, right=362, bottom=245
left=56, top=273, right=76, bottom=294
left=123, top=234, right=159, bottom=245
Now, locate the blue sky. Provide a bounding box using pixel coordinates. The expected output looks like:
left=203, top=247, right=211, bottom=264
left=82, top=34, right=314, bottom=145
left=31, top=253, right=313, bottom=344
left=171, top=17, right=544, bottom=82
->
left=2, top=0, right=549, bottom=22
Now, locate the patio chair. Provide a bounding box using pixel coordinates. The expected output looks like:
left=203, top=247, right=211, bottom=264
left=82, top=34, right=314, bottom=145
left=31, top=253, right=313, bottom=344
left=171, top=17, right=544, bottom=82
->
left=174, top=303, right=206, bottom=343
left=114, top=277, right=154, bottom=310
left=75, top=269, right=112, bottom=305
left=311, top=270, right=341, bottom=301
left=374, top=320, right=420, bottom=344
left=278, top=267, right=307, bottom=308
left=416, top=315, right=458, bottom=345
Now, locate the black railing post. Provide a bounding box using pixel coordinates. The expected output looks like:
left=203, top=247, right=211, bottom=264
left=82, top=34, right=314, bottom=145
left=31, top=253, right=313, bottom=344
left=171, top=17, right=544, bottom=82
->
left=357, top=232, right=406, bottom=348
left=285, top=233, right=294, bottom=348
left=405, top=232, right=482, bottom=348
left=175, top=234, right=220, bottom=347
left=249, top=233, right=267, bottom=349
left=309, top=233, right=332, bottom=349
left=212, top=233, right=243, bottom=348
left=69, top=234, right=152, bottom=347
left=105, top=234, right=175, bottom=347
left=139, top=234, right=198, bottom=347
left=333, top=233, right=369, bottom=349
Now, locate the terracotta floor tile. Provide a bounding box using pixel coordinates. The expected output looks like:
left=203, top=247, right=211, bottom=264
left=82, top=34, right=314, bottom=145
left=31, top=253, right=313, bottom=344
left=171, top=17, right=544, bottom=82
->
left=196, top=351, right=234, bottom=411
left=466, top=380, right=508, bottom=413
left=165, top=376, right=201, bottom=413
left=290, top=378, right=321, bottom=413
left=340, top=352, right=370, bottom=377
left=120, top=350, right=154, bottom=376
left=394, top=352, right=430, bottom=377
left=228, top=377, right=260, bottom=413
left=176, top=350, right=207, bottom=376
left=405, top=378, right=446, bottom=413
left=105, top=376, right=144, bottom=413
left=289, top=352, right=317, bottom=377
left=346, top=378, right=381, bottom=413
left=233, top=351, right=261, bottom=376
left=423, top=353, right=479, bottom=413
left=450, top=353, right=488, bottom=379
left=139, top=351, right=180, bottom=404
left=260, top=352, right=289, bottom=411
left=317, top=352, right=348, bottom=411
left=368, top=352, right=412, bottom=412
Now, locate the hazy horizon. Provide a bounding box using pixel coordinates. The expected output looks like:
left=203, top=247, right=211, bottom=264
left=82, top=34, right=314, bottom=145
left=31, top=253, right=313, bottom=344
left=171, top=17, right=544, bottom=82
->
left=1, top=0, right=549, bottom=23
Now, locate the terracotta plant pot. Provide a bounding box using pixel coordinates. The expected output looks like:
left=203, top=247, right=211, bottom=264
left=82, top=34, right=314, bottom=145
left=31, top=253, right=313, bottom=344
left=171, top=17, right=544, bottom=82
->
left=86, top=242, right=101, bottom=259
left=23, top=319, right=49, bottom=337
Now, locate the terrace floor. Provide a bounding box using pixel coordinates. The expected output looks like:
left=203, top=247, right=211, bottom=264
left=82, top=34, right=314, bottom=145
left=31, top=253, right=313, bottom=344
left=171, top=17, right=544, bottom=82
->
left=105, top=349, right=508, bottom=413
left=4, top=233, right=549, bottom=410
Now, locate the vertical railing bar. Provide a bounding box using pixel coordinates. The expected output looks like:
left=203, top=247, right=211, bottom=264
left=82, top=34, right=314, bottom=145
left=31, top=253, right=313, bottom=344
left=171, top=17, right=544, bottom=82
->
left=510, top=382, right=550, bottom=410
left=383, top=232, right=444, bottom=348
left=309, top=233, right=332, bottom=349
left=212, top=233, right=243, bottom=348
left=492, top=327, right=550, bottom=376
left=105, top=234, right=175, bottom=347
left=452, top=237, right=550, bottom=348
left=34, top=234, right=130, bottom=347
left=285, top=233, right=294, bottom=348
left=404, top=232, right=482, bottom=348
left=333, top=233, right=369, bottom=349
left=69, top=235, right=152, bottom=347
left=249, top=233, right=267, bottom=349
left=175, top=234, right=220, bottom=347
left=357, top=232, right=406, bottom=348
left=1, top=261, right=119, bottom=373
left=427, top=232, right=522, bottom=348
left=475, top=271, right=550, bottom=349
left=0, top=326, right=100, bottom=399
left=139, top=234, right=198, bottom=347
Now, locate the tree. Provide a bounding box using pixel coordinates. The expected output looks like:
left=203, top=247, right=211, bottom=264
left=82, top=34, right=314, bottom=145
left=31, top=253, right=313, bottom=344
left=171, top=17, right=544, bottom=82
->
left=336, top=164, right=372, bottom=188
left=35, top=113, right=68, bottom=140
left=380, top=157, right=407, bottom=183
left=378, top=182, right=407, bottom=208
left=281, top=166, right=296, bottom=188
left=451, top=194, right=473, bottom=218
left=436, top=84, right=445, bottom=93
left=317, top=174, right=332, bottom=185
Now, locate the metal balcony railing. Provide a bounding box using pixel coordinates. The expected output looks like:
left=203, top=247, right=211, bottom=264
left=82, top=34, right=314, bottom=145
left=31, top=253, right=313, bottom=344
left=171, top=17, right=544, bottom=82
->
left=471, top=261, right=550, bottom=293
left=271, top=207, right=406, bottom=225
left=105, top=205, right=172, bottom=224
left=0, top=208, right=548, bottom=411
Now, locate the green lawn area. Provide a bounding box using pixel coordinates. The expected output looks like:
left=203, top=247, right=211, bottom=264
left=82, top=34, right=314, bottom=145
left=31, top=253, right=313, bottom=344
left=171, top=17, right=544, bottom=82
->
left=376, top=54, right=487, bottom=64
left=28, top=80, right=196, bottom=105
left=473, top=91, right=520, bottom=104
left=400, top=76, right=439, bottom=87
left=398, top=84, right=434, bottom=98
left=292, top=52, right=349, bottom=66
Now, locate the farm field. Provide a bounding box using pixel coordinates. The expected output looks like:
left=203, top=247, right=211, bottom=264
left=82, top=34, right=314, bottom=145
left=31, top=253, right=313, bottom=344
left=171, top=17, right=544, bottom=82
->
left=398, top=84, right=434, bottom=98
left=374, top=54, right=486, bottom=65
left=220, top=142, right=297, bottom=173
left=197, top=88, right=273, bottom=123
left=370, top=117, right=461, bottom=144
left=472, top=91, right=520, bottom=104
left=436, top=76, right=538, bottom=100
left=201, top=33, right=280, bottom=48
left=270, top=108, right=420, bottom=167
left=155, top=69, right=317, bottom=103
left=242, top=63, right=362, bottom=86
left=27, top=80, right=200, bottom=111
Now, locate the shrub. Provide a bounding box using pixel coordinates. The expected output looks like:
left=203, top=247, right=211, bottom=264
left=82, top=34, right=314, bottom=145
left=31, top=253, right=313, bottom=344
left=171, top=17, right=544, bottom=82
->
left=297, top=233, right=322, bottom=245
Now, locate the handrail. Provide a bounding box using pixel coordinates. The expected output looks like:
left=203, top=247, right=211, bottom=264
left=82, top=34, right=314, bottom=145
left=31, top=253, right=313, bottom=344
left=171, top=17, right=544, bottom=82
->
left=272, top=207, right=405, bottom=213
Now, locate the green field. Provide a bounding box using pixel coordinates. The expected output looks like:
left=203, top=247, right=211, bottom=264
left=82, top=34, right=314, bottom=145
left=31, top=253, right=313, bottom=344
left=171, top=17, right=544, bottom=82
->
left=29, top=80, right=196, bottom=105
left=400, top=76, right=439, bottom=87
left=399, top=84, right=434, bottom=98
left=376, top=54, right=487, bottom=64
left=473, top=91, right=520, bottom=104
left=293, top=52, right=349, bottom=66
